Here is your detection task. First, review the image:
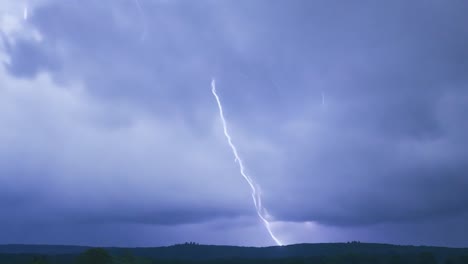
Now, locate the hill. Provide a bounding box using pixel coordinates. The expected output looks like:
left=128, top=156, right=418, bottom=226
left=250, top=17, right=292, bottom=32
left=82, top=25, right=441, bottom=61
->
left=1, top=242, right=468, bottom=260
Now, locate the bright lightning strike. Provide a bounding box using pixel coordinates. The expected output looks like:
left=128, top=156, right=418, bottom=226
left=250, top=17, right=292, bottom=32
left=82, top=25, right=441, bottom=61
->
left=211, top=79, right=283, bottom=246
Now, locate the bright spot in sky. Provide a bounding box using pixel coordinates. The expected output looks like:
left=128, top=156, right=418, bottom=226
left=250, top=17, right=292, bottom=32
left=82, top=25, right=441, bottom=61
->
left=23, top=5, right=28, bottom=20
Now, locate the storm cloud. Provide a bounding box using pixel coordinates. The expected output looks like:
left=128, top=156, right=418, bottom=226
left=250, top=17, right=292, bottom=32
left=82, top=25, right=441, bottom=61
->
left=1, top=0, right=468, bottom=247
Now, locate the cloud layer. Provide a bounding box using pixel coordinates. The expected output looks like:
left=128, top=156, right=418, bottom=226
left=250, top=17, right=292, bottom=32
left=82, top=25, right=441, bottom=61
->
left=1, top=0, right=468, bottom=246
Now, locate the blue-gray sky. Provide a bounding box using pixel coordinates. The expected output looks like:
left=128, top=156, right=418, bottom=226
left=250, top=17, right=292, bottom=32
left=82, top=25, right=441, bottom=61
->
left=1, top=0, right=468, bottom=247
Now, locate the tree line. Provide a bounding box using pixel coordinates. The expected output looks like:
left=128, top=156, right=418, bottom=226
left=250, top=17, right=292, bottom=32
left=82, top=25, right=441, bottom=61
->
left=2, top=247, right=468, bottom=264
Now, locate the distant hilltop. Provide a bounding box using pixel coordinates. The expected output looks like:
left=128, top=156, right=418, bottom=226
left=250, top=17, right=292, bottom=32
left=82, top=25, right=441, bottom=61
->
left=1, top=242, right=468, bottom=260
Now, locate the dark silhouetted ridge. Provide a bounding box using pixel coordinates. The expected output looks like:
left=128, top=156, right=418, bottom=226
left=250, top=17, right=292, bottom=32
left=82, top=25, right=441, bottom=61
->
left=1, top=242, right=468, bottom=260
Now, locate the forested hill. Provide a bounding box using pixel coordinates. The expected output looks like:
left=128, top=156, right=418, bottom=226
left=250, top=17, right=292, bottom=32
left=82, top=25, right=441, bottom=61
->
left=1, top=242, right=468, bottom=260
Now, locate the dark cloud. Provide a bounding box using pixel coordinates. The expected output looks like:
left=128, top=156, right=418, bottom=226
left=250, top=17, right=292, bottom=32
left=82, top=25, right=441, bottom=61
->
left=255, top=0, right=468, bottom=227
left=4, top=40, right=59, bottom=77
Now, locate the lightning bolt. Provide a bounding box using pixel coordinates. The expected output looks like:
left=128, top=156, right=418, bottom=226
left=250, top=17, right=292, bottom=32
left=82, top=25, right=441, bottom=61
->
left=133, top=0, right=148, bottom=41
left=211, top=79, right=283, bottom=246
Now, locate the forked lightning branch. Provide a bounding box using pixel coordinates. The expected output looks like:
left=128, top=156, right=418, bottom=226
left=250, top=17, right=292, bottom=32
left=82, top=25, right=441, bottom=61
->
left=211, top=79, right=283, bottom=246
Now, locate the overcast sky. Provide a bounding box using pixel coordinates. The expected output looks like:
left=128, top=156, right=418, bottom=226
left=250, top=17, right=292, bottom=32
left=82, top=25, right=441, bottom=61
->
left=1, top=0, right=468, bottom=247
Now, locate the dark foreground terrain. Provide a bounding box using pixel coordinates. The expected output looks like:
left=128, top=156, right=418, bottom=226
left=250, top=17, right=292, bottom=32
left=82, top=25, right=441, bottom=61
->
left=1, top=242, right=468, bottom=264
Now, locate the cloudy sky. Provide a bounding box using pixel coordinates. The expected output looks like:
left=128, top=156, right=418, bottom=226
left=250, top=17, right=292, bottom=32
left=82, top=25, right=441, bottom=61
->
left=1, top=0, right=468, bottom=247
